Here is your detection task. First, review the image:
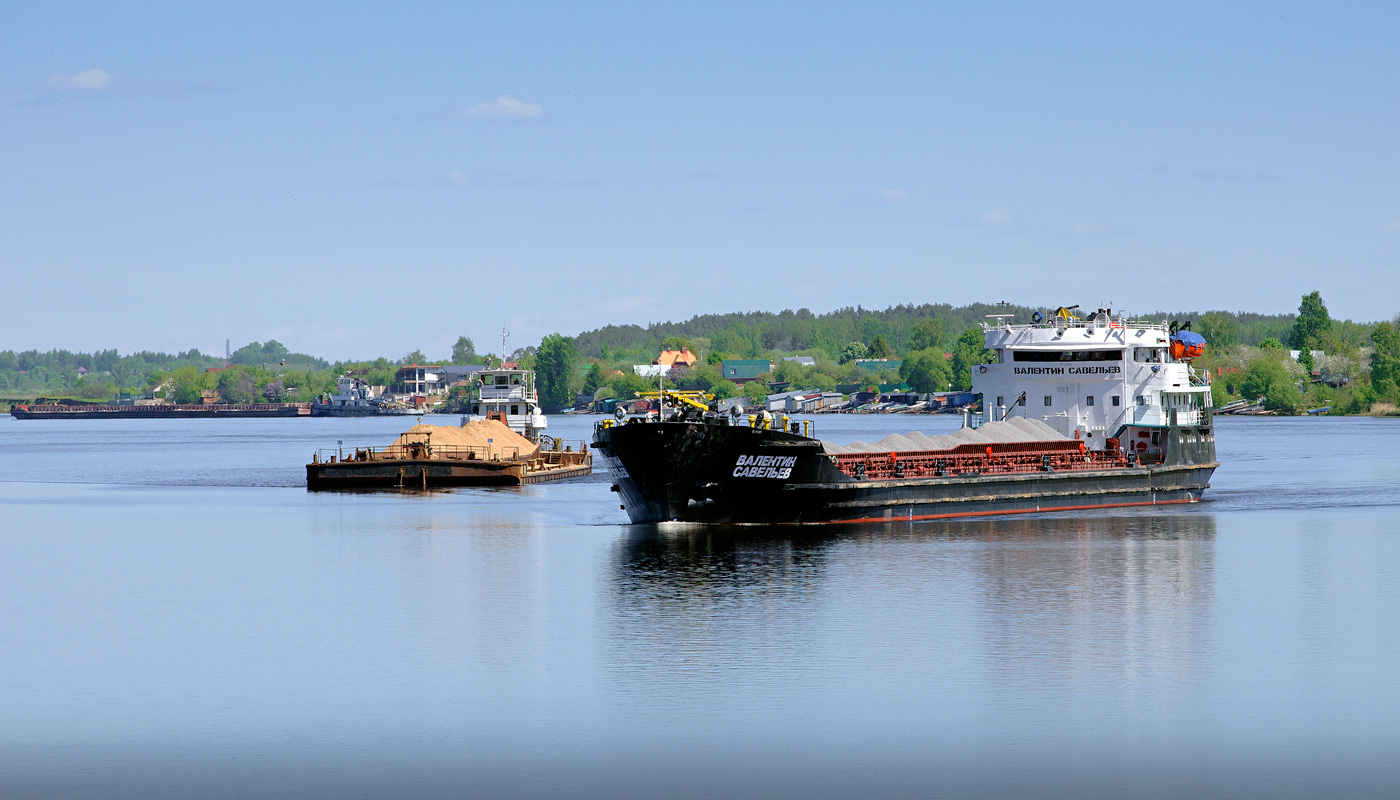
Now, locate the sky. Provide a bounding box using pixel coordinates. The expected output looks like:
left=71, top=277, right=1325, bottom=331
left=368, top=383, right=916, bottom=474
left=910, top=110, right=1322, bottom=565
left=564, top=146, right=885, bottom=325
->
left=2, top=2, right=1398, bottom=360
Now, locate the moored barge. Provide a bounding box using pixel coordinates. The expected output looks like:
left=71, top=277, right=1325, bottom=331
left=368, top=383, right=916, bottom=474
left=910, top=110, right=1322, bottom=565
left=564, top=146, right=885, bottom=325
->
left=11, top=402, right=310, bottom=419
left=593, top=309, right=1218, bottom=524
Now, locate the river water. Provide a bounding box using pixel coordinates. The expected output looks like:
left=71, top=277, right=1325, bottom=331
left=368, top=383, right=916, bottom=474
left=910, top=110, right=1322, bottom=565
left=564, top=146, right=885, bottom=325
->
left=2, top=414, right=1399, bottom=798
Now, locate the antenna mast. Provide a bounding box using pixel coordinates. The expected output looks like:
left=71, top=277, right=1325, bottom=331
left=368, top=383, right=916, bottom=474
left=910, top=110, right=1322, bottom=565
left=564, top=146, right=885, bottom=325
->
left=500, top=326, right=510, bottom=364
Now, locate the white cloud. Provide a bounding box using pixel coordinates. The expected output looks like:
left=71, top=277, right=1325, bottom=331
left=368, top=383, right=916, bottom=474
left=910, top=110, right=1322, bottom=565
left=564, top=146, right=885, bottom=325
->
left=882, top=189, right=911, bottom=204
left=31, top=68, right=221, bottom=100
left=980, top=208, right=1012, bottom=225
left=449, top=95, right=545, bottom=121
left=42, top=68, right=116, bottom=92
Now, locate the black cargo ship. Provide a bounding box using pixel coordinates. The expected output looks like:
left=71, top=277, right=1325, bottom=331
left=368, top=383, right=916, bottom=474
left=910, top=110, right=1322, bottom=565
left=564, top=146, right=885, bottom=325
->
left=594, top=310, right=1218, bottom=525
left=593, top=410, right=1215, bottom=524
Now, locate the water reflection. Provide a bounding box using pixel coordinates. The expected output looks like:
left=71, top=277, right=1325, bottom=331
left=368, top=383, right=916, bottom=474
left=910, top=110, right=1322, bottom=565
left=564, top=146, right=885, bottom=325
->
left=967, top=514, right=1216, bottom=694
left=605, top=514, right=1217, bottom=705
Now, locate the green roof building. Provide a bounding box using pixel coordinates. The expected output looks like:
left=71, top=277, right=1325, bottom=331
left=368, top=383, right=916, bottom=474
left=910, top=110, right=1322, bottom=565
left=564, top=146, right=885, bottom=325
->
left=720, top=359, right=774, bottom=385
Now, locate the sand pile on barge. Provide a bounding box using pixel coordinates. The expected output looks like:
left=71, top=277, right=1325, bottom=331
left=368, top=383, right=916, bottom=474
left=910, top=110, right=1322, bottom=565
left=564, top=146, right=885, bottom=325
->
left=822, top=418, right=1068, bottom=455
left=387, top=420, right=537, bottom=460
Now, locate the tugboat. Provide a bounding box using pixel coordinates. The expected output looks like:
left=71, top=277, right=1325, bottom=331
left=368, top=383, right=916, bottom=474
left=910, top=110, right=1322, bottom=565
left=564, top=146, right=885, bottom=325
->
left=467, top=366, right=548, bottom=440
left=592, top=308, right=1218, bottom=524
left=311, top=375, right=380, bottom=416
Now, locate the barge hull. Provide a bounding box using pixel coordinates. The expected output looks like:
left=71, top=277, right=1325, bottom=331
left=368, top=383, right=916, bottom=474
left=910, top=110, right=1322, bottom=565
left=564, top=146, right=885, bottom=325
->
left=12, top=404, right=309, bottom=419
left=306, top=458, right=591, bottom=489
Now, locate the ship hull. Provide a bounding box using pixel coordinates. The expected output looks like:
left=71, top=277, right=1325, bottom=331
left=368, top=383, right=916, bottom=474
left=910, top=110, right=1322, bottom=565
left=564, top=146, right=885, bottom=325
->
left=592, top=421, right=1216, bottom=525
left=309, top=405, right=381, bottom=417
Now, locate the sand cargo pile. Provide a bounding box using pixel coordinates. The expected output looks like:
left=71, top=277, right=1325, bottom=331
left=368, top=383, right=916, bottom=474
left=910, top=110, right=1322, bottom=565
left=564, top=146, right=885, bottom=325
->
left=384, top=421, right=538, bottom=460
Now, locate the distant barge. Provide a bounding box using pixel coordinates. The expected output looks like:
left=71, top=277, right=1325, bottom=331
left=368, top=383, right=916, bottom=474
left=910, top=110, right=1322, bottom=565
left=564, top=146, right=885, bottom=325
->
left=11, top=402, right=311, bottom=419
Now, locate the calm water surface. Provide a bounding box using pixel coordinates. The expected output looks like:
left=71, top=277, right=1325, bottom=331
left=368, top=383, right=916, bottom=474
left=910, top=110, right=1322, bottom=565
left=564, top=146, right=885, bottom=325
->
left=2, top=414, right=1399, bottom=798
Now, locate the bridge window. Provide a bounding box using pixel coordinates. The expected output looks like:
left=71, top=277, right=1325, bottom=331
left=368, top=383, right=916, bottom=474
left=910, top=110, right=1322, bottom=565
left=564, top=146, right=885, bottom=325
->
left=1044, top=395, right=1052, bottom=406
left=512, top=405, right=520, bottom=415
left=1014, top=349, right=1124, bottom=362
left=1136, top=395, right=1146, bottom=406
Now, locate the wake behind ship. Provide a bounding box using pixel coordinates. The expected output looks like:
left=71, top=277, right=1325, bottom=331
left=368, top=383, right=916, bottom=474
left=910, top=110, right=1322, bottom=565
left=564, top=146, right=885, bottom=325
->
left=593, top=309, right=1218, bottom=524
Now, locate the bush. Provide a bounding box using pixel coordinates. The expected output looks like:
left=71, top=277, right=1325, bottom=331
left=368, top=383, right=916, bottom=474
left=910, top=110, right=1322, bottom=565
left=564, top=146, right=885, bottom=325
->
left=900, top=347, right=953, bottom=393
left=1240, top=358, right=1301, bottom=412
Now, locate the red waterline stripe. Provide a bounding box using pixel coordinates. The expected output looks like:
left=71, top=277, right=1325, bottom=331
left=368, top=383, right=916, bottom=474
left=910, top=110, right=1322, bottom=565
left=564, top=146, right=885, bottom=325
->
left=828, top=497, right=1198, bottom=524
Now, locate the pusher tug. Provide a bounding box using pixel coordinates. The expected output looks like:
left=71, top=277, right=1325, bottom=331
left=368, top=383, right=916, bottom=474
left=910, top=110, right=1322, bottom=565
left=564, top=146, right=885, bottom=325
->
left=592, top=308, right=1217, bottom=524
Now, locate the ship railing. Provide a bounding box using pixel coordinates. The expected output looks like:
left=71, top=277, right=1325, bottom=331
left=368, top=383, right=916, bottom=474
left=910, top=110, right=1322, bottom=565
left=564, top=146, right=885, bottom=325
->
left=312, top=443, right=529, bottom=464
left=1170, top=408, right=1204, bottom=426
left=535, top=436, right=590, bottom=455
left=747, top=414, right=814, bottom=438
left=833, top=440, right=1129, bottom=481
left=595, top=413, right=816, bottom=439
left=1132, top=406, right=1204, bottom=427
left=476, top=388, right=530, bottom=400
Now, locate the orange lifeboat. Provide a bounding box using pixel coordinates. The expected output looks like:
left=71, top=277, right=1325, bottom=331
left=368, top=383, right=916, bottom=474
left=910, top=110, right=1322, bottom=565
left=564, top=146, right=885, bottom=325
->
left=1170, top=331, right=1206, bottom=361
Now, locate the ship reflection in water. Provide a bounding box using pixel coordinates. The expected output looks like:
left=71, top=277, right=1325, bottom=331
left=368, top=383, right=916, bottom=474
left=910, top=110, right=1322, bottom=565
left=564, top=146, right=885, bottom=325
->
left=606, top=514, right=1215, bottom=719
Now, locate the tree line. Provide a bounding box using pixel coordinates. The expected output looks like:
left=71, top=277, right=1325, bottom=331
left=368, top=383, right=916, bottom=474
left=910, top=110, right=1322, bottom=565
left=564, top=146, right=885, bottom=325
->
left=526, top=296, right=1399, bottom=414
left=8, top=300, right=1400, bottom=416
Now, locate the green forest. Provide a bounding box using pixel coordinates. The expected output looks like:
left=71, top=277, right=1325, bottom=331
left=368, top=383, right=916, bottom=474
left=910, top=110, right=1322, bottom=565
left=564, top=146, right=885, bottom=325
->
left=547, top=296, right=1398, bottom=415
left=5, top=298, right=1399, bottom=415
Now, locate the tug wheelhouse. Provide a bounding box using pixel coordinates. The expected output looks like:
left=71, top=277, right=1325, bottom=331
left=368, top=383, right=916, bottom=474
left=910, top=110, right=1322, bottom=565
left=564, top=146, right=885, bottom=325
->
left=468, top=368, right=548, bottom=441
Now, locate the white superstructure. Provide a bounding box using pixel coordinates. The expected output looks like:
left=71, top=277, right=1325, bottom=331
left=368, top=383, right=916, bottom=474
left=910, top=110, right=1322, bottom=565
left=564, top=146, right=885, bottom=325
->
left=313, top=374, right=382, bottom=416
left=969, top=309, right=1212, bottom=458
left=331, top=375, right=376, bottom=408
left=468, top=368, right=548, bottom=440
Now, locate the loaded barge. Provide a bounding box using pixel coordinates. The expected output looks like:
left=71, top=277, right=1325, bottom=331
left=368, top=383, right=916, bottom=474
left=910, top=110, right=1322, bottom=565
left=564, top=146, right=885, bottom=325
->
left=307, top=366, right=591, bottom=489
left=306, top=422, right=591, bottom=489
left=593, top=309, right=1218, bottom=524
